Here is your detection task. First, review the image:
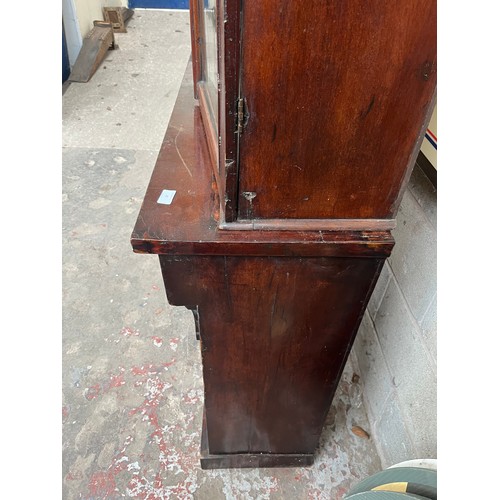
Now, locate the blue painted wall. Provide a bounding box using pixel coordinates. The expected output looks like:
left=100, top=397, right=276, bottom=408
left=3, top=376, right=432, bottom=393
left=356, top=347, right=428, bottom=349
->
left=62, top=22, right=70, bottom=83
left=129, top=0, right=189, bottom=8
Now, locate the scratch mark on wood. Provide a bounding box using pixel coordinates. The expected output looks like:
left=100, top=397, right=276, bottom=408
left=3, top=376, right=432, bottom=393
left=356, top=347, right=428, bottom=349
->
left=359, top=95, right=375, bottom=119
left=223, top=256, right=233, bottom=314
left=271, top=123, right=277, bottom=143
left=270, top=288, right=278, bottom=336
left=173, top=125, right=193, bottom=178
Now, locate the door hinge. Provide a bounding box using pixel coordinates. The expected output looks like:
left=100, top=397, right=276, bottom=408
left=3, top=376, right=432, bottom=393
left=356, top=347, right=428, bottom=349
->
left=237, top=97, right=249, bottom=135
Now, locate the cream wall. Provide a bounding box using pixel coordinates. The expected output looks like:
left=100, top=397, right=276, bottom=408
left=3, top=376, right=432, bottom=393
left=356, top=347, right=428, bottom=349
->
left=420, top=104, right=437, bottom=168
left=74, top=0, right=128, bottom=38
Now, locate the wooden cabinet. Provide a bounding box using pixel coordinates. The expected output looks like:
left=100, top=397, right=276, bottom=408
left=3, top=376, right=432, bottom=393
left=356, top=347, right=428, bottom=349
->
left=132, top=0, right=436, bottom=469
left=191, top=0, right=436, bottom=226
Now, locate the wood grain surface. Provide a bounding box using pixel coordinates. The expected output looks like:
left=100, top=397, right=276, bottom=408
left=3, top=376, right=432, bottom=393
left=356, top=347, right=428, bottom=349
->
left=159, top=254, right=384, bottom=455
left=131, top=63, right=395, bottom=258
left=131, top=61, right=395, bottom=466
left=237, top=0, right=436, bottom=221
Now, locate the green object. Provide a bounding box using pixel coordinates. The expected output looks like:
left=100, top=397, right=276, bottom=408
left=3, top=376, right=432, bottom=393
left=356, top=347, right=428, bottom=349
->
left=346, top=467, right=437, bottom=499
left=346, top=492, right=429, bottom=499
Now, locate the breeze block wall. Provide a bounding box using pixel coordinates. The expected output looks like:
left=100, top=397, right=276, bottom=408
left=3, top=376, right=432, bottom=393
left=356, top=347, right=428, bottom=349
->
left=352, top=160, right=437, bottom=468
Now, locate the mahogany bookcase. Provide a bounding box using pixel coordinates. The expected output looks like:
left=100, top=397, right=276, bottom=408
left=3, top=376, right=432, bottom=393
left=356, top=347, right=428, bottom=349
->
left=132, top=0, right=436, bottom=469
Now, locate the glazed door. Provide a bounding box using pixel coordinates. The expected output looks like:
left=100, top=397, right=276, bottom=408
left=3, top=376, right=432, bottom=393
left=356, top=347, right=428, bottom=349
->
left=191, top=0, right=219, bottom=170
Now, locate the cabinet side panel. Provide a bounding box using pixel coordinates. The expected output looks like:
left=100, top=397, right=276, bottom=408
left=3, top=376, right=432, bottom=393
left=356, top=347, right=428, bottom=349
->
left=237, top=0, right=436, bottom=220
left=191, top=256, right=383, bottom=454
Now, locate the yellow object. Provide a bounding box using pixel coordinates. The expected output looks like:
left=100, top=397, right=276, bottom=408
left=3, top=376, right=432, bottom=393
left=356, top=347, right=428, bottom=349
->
left=372, top=482, right=408, bottom=492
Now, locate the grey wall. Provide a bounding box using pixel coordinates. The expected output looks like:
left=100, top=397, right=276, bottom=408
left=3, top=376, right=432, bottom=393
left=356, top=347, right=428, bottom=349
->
left=351, top=163, right=437, bottom=468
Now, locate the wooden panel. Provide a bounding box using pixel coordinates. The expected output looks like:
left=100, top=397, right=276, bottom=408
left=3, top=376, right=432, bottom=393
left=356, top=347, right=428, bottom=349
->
left=237, top=0, right=436, bottom=220
left=159, top=254, right=384, bottom=455
left=200, top=410, right=314, bottom=468
left=68, top=26, right=114, bottom=83
left=218, top=0, right=241, bottom=222
left=189, top=0, right=203, bottom=97
left=190, top=1, right=220, bottom=196
left=102, top=7, right=134, bottom=33
left=197, top=81, right=219, bottom=171
left=130, top=62, right=395, bottom=258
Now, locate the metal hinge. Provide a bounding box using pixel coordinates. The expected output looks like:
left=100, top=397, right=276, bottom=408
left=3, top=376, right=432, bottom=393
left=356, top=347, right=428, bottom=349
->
left=237, top=97, right=249, bottom=135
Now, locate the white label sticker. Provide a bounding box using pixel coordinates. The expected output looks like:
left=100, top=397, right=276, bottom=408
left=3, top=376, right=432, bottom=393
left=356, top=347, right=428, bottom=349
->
left=157, top=189, right=176, bottom=205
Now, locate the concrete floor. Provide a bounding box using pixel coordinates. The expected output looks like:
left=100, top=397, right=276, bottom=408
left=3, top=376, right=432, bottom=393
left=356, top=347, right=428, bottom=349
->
left=62, top=10, right=382, bottom=499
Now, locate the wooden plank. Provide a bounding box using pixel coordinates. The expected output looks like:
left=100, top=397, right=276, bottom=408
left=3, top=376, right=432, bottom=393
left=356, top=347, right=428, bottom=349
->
left=200, top=408, right=314, bottom=468
left=197, top=81, right=219, bottom=177
left=68, top=26, right=114, bottom=83
left=189, top=0, right=203, bottom=98
left=93, top=20, right=117, bottom=49
left=102, top=7, right=134, bottom=33
left=218, top=0, right=241, bottom=222
left=220, top=218, right=396, bottom=232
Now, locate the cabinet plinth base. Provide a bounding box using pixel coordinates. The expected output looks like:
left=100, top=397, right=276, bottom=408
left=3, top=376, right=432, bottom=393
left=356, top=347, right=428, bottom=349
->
left=200, top=413, right=314, bottom=469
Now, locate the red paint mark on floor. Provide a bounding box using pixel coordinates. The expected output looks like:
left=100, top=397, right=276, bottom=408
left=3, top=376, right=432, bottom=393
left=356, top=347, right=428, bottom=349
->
left=85, top=383, right=101, bottom=400
left=335, top=487, right=349, bottom=499
left=62, top=406, right=69, bottom=421
left=169, top=480, right=196, bottom=498
left=130, top=360, right=176, bottom=376
left=129, top=377, right=167, bottom=422
left=269, top=477, right=279, bottom=493
left=182, top=388, right=202, bottom=405
left=127, top=377, right=171, bottom=496
left=151, top=336, right=163, bottom=347
left=109, top=372, right=126, bottom=389
left=85, top=370, right=127, bottom=400
left=120, top=326, right=140, bottom=337
left=65, top=470, right=83, bottom=481
left=125, top=378, right=199, bottom=497
left=152, top=284, right=160, bottom=290
left=127, top=476, right=149, bottom=499
left=80, top=360, right=197, bottom=498
left=308, top=488, right=322, bottom=500
left=131, top=365, right=151, bottom=376
left=88, top=470, right=116, bottom=498
left=86, top=436, right=135, bottom=498
left=169, top=338, right=179, bottom=351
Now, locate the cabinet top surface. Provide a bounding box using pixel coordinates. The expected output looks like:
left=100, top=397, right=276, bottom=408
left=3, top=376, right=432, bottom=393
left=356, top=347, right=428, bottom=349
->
left=131, top=63, right=394, bottom=258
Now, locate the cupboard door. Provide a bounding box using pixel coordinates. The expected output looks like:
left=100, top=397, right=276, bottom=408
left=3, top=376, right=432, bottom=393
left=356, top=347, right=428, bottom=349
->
left=236, top=0, right=436, bottom=222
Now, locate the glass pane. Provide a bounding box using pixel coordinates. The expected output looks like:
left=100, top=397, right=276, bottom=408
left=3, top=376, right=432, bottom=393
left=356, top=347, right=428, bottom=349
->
left=204, top=0, right=218, bottom=118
